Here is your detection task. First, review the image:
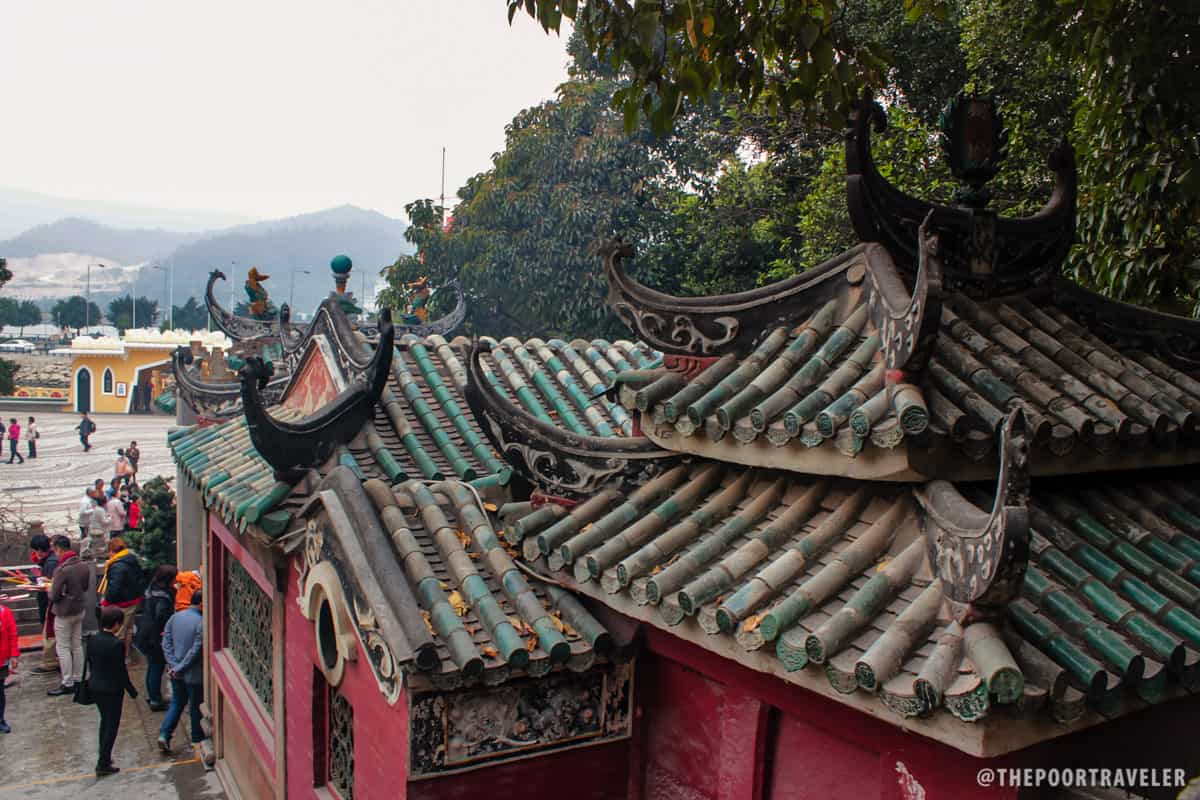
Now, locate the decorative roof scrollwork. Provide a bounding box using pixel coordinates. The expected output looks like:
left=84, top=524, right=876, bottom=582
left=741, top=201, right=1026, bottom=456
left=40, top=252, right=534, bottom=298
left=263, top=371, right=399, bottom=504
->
left=206, top=270, right=281, bottom=341
left=394, top=279, right=467, bottom=339
left=240, top=309, right=395, bottom=479
left=847, top=95, right=1076, bottom=299
left=601, top=239, right=868, bottom=357
left=917, top=408, right=1031, bottom=623
left=172, top=344, right=288, bottom=420
left=865, top=213, right=945, bottom=380
left=464, top=339, right=678, bottom=500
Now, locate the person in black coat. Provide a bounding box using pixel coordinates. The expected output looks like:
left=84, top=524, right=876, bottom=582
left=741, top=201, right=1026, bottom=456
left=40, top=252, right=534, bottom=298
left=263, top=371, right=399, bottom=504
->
left=88, top=606, right=138, bottom=776
left=134, top=565, right=177, bottom=711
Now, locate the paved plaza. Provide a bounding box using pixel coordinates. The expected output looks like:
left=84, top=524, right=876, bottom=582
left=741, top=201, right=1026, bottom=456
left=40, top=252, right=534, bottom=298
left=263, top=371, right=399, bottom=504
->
left=0, top=665, right=223, bottom=799
left=0, top=412, right=177, bottom=532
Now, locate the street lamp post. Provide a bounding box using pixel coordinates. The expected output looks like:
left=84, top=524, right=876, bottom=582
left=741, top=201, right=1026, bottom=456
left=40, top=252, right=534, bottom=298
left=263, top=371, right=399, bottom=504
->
left=290, top=269, right=311, bottom=311
left=131, top=266, right=138, bottom=330
left=152, top=264, right=171, bottom=329
left=86, top=263, right=106, bottom=331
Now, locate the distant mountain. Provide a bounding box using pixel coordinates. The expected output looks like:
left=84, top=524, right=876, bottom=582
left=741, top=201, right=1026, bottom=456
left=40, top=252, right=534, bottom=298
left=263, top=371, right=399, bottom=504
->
left=0, top=218, right=198, bottom=264
left=0, top=185, right=253, bottom=240
left=163, top=205, right=411, bottom=316
left=0, top=204, right=413, bottom=317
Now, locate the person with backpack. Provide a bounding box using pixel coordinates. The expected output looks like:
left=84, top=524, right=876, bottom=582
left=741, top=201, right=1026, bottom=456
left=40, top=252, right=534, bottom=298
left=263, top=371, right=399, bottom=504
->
left=75, top=412, right=95, bottom=452
left=98, top=537, right=144, bottom=658
left=136, top=566, right=177, bottom=711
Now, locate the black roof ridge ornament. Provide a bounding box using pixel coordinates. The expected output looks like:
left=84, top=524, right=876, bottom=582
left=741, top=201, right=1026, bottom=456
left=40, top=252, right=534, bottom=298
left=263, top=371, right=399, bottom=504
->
left=847, top=92, right=1076, bottom=299
left=172, top=344, right=288, bottom=420
left=463, top=337, right=677, bottom=500
left=600, top=238, right=869, bottom=357
left=241, top=309, right=395, bottom=479
left=916, top=407, right=1031, bottom=624
left=205, top=269, right=280, bottom=342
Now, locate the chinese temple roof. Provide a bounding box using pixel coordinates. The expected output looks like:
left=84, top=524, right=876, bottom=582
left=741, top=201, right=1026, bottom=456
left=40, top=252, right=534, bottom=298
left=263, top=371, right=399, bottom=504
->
left=285, top=467, right=616, bottom=695
left=170, top=295, right=659, bottom=534
left=501, top=459, right=1200, bottom=731
left=612, top=259, right=1200, bottom=480
left=170, top=92, right=1200, bottom=754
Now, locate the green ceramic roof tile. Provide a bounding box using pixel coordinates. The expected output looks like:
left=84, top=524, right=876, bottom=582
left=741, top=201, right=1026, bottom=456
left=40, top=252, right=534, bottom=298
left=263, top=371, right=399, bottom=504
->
left=479, top=336, right=660, bottom=440
left=341, top=476, right=610, bottom=687
left=620, top=290, right=1200, bottom=469
left=505, top=461, right=1200, bottom=725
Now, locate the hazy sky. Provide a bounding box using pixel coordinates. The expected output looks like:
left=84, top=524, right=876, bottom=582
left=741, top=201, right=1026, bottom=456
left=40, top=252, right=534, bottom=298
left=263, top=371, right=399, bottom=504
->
left=1, top=2, right=572, bottom=222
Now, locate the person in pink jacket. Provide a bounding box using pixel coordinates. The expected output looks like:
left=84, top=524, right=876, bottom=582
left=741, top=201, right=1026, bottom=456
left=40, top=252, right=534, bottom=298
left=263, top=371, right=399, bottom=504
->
left=0, top=602, right=19, bottom=733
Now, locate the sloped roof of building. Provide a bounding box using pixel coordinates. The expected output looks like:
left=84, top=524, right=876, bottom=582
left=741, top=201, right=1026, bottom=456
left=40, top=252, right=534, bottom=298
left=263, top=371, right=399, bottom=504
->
left=170, top=95, right=1200, bottom=755
left=170, top=297, right=660, bottom=534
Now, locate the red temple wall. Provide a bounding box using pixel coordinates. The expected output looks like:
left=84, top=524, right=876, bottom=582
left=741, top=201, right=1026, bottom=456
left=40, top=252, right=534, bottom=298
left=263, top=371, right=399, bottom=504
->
left=283, top=555, right=409, bottom=800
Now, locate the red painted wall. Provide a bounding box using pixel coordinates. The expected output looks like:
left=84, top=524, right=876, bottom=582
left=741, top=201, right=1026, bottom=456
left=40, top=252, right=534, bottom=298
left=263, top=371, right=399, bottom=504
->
left=635, top=628, right=1020, bottom=800
left=283, top=556, right=410, bottom=800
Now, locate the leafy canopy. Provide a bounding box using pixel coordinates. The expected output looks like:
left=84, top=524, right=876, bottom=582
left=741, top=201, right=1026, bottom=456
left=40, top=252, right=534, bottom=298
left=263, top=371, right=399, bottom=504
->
left=124, top=476, right=177, bottom=570
left=506, top=0, right=946, bottom=134
left=106, top=295, right=160, bottom=333
left=168, top=297, right=209, bottom=331
left=51, top=296, right=103, bottom=331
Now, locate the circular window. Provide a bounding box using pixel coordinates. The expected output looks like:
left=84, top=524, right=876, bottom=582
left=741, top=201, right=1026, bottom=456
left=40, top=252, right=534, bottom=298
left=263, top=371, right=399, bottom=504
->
left=317, top=598, right=338, bottom=670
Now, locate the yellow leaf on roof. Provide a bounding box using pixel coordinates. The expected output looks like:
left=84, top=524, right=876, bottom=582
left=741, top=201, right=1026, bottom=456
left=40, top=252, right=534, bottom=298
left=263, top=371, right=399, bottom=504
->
left=525, top=635, right=538, bottom=652
left=549, top=613, right=567, bottom=633
left=876, top=559, right=890, bottom=573
left=420, top=610, right=435, bottom=635
left=743, top=614, right=762, bottom=632
left=650, top=565, right=662, bottom=575
left=448, top=591, right=469, bottom=617
left=455, top=529, right=472, bottom=548
left=468, top=551, right=481, bottom=560
left=438, top=580, right=449, bottom=590
left=482, top=645, right=499, bottom=659
left=484, top=502, right=498, bottom=512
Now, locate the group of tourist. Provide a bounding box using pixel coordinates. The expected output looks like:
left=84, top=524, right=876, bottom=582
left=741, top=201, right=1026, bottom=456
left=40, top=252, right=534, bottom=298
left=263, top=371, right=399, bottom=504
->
left=0, top=416, right=39, bottom=464
left=0, top=470, right=207, bottom=777
left=77, top=447, right=144, bottom=539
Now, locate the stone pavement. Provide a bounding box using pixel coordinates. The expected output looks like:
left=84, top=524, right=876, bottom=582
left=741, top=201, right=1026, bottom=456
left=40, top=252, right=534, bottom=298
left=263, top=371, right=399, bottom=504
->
left=0, top=661, right=224, bottom=799
left=0, top=412, right=177, bottom=531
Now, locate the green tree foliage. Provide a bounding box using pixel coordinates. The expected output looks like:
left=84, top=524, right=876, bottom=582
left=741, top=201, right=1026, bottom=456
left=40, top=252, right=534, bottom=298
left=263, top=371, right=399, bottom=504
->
left=125, top=476, right=176, bottom=570
left=0, top=258, right=10, bottom=291
left=0, top=360, right=17, bottom=395
left=51, top=296, right=103, bottom=331
left=512, top=1, right=1200, bottom=320
left=1022, top=0, right=1198, bottom=315
left=381, top=60, right=740, bottom=338
left=169, top=297, right=209, bottom=331
left=505, top=0, right=937, bottom=134
left=106, top=295, right=159, bottom=333
left=0, top=299, right=43, bottom=331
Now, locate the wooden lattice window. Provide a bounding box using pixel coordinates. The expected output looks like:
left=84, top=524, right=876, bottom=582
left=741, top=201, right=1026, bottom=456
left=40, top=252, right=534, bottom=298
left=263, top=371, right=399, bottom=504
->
left=224, top=555, right=273, bottom=710
left=328, top=689, right=355, bottom=799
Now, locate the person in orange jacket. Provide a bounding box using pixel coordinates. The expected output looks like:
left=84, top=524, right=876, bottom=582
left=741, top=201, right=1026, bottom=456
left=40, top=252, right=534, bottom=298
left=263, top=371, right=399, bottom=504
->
left=174, top=571, right=202, bottom=612
left=0, top=601, right=19, bottom=733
